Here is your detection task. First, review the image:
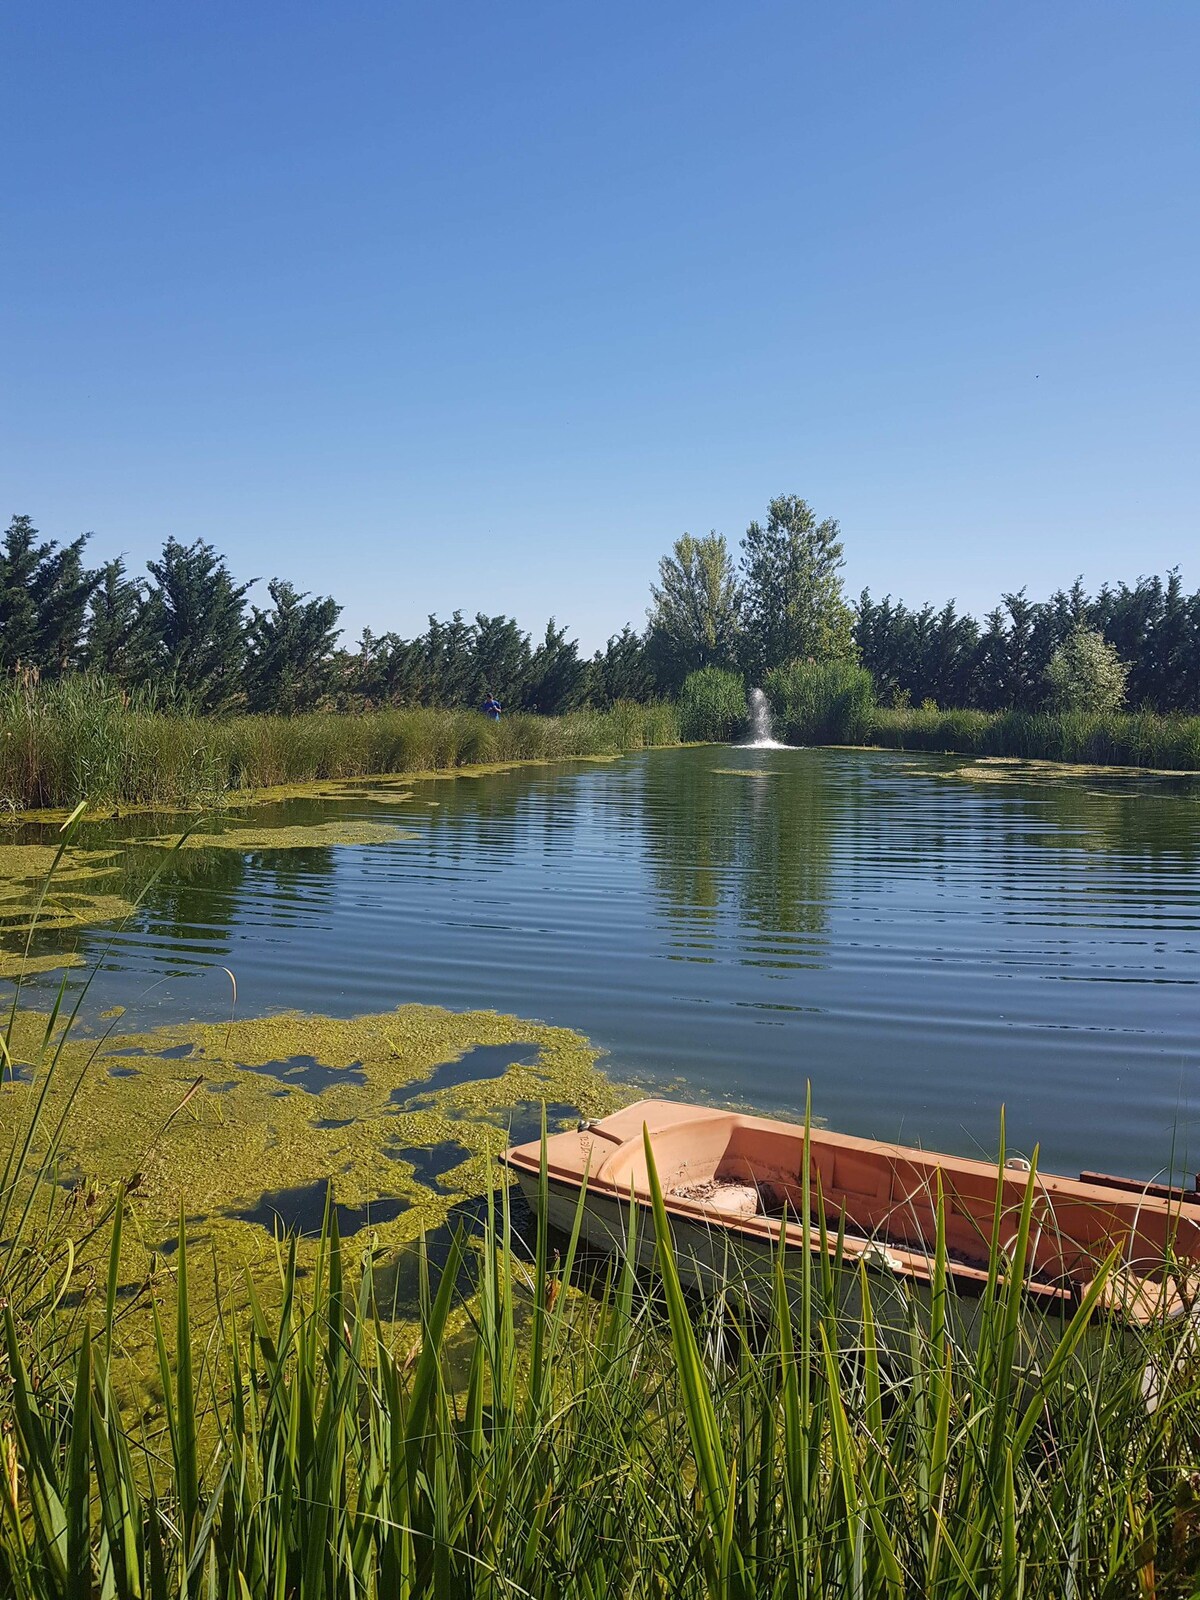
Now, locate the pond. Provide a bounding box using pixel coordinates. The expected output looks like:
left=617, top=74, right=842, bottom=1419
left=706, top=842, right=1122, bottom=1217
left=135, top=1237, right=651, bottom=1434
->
left=9, top=745, right=1200, bottom=1182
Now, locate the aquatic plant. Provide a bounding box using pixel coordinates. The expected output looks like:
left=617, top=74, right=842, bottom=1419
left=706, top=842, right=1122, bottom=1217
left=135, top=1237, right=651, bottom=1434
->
left=765, top=657, right=876, bottom=745
left=2, top=1115, right=1200, bottom=1596
left=678, top=667, right=748, bottom=742
left=3, top=817, right=1199, bottom=1596
left=0, top=680, right=681, bottom=811
left=871, top=705, right=1200, bottom=770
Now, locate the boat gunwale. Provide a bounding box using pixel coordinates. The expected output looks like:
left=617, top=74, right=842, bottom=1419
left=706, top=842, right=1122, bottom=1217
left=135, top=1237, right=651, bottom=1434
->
left=501, top=1100, right=1200, bottom=1321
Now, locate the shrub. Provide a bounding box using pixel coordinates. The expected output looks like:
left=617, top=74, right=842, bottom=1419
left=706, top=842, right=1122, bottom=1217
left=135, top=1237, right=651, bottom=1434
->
left=677, top=667, right=748, bottom=742
left=1045, top=625, right=1129, bottom=714
left=765, top=657, right=875, bottom=744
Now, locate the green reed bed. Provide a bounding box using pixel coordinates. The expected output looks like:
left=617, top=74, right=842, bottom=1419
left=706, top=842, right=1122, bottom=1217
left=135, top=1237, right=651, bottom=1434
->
left=871, top=706, right=1200, bottom=770
left=0, top=677, right=681, bottom=810
left=2, top=1124, right=1200, bottom=1597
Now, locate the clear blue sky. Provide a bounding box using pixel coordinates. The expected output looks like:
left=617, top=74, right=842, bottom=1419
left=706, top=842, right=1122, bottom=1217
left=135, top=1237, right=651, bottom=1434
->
left=4, top=2, right=1196, bottom=651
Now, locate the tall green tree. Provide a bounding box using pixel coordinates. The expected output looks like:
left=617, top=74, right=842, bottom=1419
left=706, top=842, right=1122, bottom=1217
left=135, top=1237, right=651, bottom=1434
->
left=144, top=537, right=255, bottom=712
left=472, top=613, right=532, bottom=706
left=0, top=514, right=99, bottom=676
left=589, top=625, right=655, bottom=707
left=243, top=579, right=343, bottom=713
left=972, top=607, right=1011, bottom=710
left=354, top=629, right=424, bottom=706
left=1045, top=625, right=1129, bottom=713
left=1001, top=590, right=1042, bottom=708
left=646, top=532, right=741, bottom=692
left=83, top=557, right=156, bottom=684
left=524, top=619, right=586, bottom=714
left=739, top=496, right=854, bottom=679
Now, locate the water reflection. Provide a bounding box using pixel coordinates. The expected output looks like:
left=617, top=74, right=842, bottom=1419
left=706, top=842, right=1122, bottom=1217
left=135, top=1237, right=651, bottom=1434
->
left=6, top=750, right=1200, bottom=1178
left=640, top=748, right=837, bottom=958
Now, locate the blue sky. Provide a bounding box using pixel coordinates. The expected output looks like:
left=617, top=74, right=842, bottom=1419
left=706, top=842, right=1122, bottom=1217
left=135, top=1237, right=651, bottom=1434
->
left=4, top=2, right=1196, bottom=651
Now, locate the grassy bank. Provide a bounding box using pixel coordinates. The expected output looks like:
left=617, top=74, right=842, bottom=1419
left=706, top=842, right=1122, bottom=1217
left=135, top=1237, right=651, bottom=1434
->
left=5, top=674, right=1200, bottom=815
left=3, top=1129, right=1199, bottom=1596
left=870, top=705, right=1200, bottom=769
left=0, top=677, right=680, bottom=810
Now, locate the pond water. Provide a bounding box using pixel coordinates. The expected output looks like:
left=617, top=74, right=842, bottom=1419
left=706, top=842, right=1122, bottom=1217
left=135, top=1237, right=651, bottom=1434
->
left=12, top=746, right=1200, bottom=1181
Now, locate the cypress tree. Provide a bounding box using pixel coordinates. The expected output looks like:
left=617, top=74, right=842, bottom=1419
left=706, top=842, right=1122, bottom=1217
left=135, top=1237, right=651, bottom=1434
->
left=0, top=514, right=99, bottom=676
left=144, top=537, right=255, bottom=712
left=243, top=579, right=343, bottom=713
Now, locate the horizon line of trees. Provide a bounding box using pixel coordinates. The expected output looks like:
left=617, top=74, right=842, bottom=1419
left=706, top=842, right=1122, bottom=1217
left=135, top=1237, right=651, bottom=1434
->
left=3, top=507, right=1199, bottom=717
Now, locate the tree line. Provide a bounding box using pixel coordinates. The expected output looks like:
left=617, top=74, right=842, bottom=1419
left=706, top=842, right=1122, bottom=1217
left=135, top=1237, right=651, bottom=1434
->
left=0, top=514, right=640, bottom=716
left=643, top=495, right=1199, bottom=713
left=3, top=505, right=1198, bottom=715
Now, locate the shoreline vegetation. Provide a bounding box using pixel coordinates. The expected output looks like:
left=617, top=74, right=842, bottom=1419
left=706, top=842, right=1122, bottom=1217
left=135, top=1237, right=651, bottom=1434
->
left=3, top=674, right=1199, bottom=814
left=3, top=1051, right=1200, bottom=1593
left=0, top=680, right=680, bottom=812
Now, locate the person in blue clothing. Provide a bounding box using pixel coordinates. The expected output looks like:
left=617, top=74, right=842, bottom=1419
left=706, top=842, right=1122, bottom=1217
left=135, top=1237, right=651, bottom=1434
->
left=481, top=692, right=502, bottom=720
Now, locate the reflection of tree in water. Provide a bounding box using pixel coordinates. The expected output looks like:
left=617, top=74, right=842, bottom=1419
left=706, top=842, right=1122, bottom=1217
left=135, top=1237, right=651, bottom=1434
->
left=1034, top=774, right=1200, bottom=865
left=413, top=767, right=588, bottom=872
left=70, top=834, right=344, bottom=962
left=638, top=754, right=840, bottom=950
left=936, top=766, right=1200, bottom=921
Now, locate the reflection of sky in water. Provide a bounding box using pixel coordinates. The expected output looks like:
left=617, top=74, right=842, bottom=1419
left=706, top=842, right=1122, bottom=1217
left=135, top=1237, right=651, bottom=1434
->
left=12, top=748, right=1200, bottom=1179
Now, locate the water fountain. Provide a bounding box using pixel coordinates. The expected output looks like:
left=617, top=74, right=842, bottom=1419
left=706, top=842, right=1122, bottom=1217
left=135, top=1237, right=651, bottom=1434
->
left=744, top=688, right=789, bottom=749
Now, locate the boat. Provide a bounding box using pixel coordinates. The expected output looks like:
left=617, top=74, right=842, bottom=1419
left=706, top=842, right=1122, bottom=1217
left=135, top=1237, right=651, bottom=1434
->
left=502, top=1099, right=1200, bottom=1329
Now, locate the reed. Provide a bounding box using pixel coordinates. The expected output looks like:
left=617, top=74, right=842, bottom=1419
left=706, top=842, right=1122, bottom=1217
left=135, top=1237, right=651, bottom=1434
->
left=871, top=706, right=1200, bottom=769
left=678, top=667, right=749, bottom=742
left=0, top=678, right=681, bottom=810
left=765, top=659, right=875, bottom=745
left=3, top=1148, right=1200, bottom=1595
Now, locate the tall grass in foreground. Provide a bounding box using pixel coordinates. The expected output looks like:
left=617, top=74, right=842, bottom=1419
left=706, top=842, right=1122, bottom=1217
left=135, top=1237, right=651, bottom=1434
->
left=0, top=676, right=681, bottom=810
left=872, top=706, right=1200, bottom=769
left=2, top=1120, right=1199, bottom=1595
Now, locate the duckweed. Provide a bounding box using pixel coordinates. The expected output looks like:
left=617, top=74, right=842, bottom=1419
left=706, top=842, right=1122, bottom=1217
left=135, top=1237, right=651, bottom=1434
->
left=0, top=842, right=135, bottom=940
left=0, top=949, right=85, bottom=980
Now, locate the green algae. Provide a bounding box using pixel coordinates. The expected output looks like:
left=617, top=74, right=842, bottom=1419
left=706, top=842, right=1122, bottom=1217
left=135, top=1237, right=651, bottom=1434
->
left=0, top=841, right=136, bottom=939
left=1, top=1002, right=626, bottom=1396
left=934, top=756, right=1198, bottom=786
left=0, top=948, right=85, bottom=980
left=143, top=819, right=418, bottom=851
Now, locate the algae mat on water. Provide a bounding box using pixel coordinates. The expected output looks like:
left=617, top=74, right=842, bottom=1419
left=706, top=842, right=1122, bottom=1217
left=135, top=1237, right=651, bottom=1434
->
left=0, top=840, right=135, bottom=949
left=2, top=1003, right=619, bottom=1229
left=144, top=818, right=418, bottom=850
left=2, top=1002, right=624, bottom=1391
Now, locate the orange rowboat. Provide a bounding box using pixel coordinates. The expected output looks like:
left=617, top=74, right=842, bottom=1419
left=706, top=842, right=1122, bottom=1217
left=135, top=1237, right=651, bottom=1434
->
left=502, top=1099, right=1200, bottom=1327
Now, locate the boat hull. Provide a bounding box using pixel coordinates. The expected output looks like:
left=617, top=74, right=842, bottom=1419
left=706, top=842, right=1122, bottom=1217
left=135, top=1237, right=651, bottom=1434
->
left=510, top=1167, right=1041, bottom=1367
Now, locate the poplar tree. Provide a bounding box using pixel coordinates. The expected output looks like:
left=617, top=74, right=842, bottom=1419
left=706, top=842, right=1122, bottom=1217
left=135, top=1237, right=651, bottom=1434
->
left=646, top=531, right=741, bottom=691
left=739, top=496, right=854, bottom=679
